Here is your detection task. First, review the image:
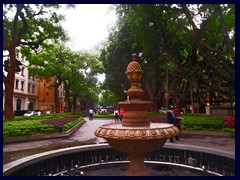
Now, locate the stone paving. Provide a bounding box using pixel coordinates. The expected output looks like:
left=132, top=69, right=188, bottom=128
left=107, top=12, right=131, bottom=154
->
left=3, top=118, right=235, bottom=161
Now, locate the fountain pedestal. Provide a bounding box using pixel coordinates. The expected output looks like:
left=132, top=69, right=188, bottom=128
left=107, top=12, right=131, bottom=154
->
left=95, top=53, right=180, bottom=176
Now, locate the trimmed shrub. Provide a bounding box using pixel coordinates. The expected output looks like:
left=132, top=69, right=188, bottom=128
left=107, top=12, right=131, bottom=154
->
left=181, top=115, right=224, bottom=130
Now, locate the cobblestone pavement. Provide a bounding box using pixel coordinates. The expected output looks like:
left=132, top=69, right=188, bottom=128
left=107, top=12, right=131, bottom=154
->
left=3, top=118, right=235, bottom=163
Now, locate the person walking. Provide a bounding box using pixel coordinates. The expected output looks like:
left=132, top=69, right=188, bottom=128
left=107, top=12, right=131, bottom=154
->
left=167, top=108, right=181, bottom=142
left=119, top=107, right=124, bottom=123
left=114, top=108, right=119, bottom=123
left=172, top=108, right=183, bottom=141
left=89, top=108, right=94, bottom=121
left=113, top=108, right=119, bottom=123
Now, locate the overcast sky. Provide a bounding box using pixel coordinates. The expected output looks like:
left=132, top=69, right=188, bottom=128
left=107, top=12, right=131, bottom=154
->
left=61, top=4, right=117, bottom=52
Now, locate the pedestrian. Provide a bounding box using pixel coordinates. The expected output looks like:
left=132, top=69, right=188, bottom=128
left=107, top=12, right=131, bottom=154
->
left=89, top=108, right=94, bottom=120
left=172, top=108, right=183, bottom=140
left=167, top=108, right=181, bottom=142
left=119, top=107, right=124, bottom=123
left=114, top=108, right=119, bottom=123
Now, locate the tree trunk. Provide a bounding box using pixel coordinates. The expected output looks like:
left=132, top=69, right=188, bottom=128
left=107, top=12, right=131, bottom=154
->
left=190, top=85, right=195, bottom=114
left=164, top=69, right=169, bottom=108
left=145, top=81, right=158, bottom=112
left=65, top=86, right=72, bottom=112
left=181, top=4, right=235, bottom=87
left=3, top=46, right=16, bottom=119
left=54, top=83, right=60, bottom=113
left=73, top=95, right=78, bottom=113
left=196, top=88, right=200, bottom=115
left=4, top=82, right=15, bottom=119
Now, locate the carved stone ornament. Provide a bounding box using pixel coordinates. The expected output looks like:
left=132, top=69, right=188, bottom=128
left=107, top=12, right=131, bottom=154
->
left=95, top=123, right=179, bottom=140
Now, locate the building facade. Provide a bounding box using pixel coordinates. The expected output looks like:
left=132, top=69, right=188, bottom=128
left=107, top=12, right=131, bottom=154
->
left=37, top=78, right=65, bottom=113
left=3, top=50, right=65, bottom=114
left=3, top=50, right=39, bottom=112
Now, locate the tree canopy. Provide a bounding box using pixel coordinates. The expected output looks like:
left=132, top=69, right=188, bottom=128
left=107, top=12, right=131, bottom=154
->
left=3, top=4, right=235, bottom=117
left=3, top=4, right=70, bottom=119
left=100, top=4, right=235, bottom=112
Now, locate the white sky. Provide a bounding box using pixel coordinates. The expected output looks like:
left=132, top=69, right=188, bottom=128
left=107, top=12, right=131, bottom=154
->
left=61, top=4, right=117, bottom=52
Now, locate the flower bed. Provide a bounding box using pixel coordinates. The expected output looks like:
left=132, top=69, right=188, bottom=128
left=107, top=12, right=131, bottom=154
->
left=3, top=116, right=82, bottom=138
left=223, top=116, right=235, bottom=128
left=42, top=117, right=77, bottom=128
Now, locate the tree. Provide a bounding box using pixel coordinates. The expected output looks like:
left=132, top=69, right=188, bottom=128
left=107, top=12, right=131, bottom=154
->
left=3, top=4, right=68, bottom=119
left=100, top=6, right=136, bottom=102
left=99, top=89, right=119, bottom=107
left=64, top=51, right=103, bottom=112
left=179, top=4, right=235, bottom=87
left=24, top=43, right=73, bottom=113
left=100, top=4, right=235, bottom=112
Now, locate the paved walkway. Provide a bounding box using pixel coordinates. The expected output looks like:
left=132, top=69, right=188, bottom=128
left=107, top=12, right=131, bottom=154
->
left=3, top=118, right=235, bottom=164
left=3, top=118, right=110, bottom=152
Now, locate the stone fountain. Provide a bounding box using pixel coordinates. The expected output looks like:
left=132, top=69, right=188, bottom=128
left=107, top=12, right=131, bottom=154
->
left=95, top=53, right=180, bottom=176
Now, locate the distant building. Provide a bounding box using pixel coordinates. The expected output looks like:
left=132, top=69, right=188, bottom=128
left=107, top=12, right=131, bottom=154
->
left=37, top=78, right=65, bottom=113
left=3, top=49, right=65, bottom=113
left=3, top=49, right=39, bottom=112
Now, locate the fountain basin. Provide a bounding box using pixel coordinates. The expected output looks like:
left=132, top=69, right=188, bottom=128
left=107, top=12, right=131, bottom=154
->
left=3, top=144, right=235, bottom=176
left=95, top=123, right=179, bottom=140
left=95, top=123, right=179, bottom=153
left=95, top=123, right=180, bottom=175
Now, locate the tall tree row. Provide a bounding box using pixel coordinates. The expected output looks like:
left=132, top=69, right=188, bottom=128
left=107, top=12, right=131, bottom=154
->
left=100, top=4, right=235, bottom=112
left=23, top=43, right=103, bottom=113
left=3, top=4, right=68, bottom=119
left=3, top=4, right=103, bottom=118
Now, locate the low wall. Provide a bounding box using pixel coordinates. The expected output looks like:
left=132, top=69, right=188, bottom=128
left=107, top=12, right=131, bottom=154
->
left=3, top=144, right=235, bottom=176
left=206, top=106, right=235, bottom=116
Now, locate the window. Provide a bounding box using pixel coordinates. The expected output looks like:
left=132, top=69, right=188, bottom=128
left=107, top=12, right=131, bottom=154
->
left=15, top=79, right=19, bottom=89
left=28, top=84, right=31, bottom=92
left=16, top=99, right=21, bottom=110
left=28, top=102, right=33, bottom=110
left=21, top=81, right=24, bottom=91
left=21, top=67, right=24, bottom=76
left=32, top=76, right=35, bottom=81
left=32, top=85, right=35, bottom=93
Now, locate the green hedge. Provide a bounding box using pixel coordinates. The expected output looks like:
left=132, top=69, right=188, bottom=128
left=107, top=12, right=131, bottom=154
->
left=4, top=113, right=78, bottom=122
left=3, top=120, right=57, bottom=137
left=94, top=113, right=114, bottom=118
left=181, top=115, right=224, bottom=130
left=3, top=113, right=83, bottom=138
left=62, top=118, right=83, bottom=131
left=3, top=112, right=234, bottom=138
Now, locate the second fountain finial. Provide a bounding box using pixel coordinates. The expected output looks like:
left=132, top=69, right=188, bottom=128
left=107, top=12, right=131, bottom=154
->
left=125, top=53, right=144, bottom=101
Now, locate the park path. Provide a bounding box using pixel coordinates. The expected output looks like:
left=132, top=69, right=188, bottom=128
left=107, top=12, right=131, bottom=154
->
left=3, top=118, right=114, bottom=152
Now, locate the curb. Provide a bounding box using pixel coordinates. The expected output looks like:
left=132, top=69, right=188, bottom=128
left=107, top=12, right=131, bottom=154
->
left=4, top=119, right=86, bottom=144
left=180, top=130, right=235, bottom=138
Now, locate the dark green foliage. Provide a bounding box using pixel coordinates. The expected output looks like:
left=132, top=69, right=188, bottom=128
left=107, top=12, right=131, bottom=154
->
left=221, top=127, right=235, bottom=133
left=3, top=4, right=71, bottom=119
left=62, top=118, right=82, bottom=132
left=3, top=114, right=83, bottom=138
left=100, top=4, right=235, bottom=112
left=94, top=113, right=114, bottom=118
left=181, top=115, right=225, bottom=130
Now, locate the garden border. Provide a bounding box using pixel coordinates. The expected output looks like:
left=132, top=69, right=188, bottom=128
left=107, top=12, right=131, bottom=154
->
left=4, top=119, right=86, bottom=144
